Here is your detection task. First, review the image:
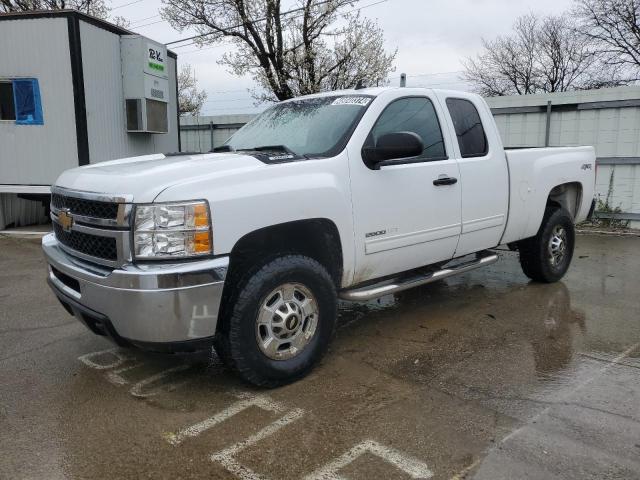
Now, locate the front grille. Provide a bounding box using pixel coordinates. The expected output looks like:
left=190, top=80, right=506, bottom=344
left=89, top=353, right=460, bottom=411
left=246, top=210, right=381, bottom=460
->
left=53, top=222, right=117, bottom=261
left=51, top=193, right=119, bottom=220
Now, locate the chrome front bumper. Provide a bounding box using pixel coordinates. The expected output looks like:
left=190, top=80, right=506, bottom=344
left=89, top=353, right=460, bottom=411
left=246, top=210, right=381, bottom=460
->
left=42, top=233, right=228, bottom=346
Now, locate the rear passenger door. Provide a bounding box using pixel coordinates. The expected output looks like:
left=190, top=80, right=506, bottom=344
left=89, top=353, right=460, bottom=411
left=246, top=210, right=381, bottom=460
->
left=438, top=94, right=509, bottom=255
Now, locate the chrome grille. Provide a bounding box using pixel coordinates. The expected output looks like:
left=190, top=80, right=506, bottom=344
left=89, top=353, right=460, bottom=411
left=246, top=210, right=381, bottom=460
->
left=50, top=186, right=132, bottom=267
left=51, top=193, right=118, bottom=220
left=53, top=222, right=117, bottom=261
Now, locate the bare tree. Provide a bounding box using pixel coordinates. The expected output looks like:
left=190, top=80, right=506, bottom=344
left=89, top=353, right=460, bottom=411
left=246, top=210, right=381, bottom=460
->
left=111, top=14, right=130, bottom=28
left=161, top=0, right=396, bottom=102
left=0, top=0, right=130, bottom=28
left=178, top=64, right=207, bottom=116
left=574, top=0, right=640, bottom=75
left=463, top=12, right=626, bottom=96
left=463, top=14, right=539, bottom=96
left=0, top=0, right=107, bottom=16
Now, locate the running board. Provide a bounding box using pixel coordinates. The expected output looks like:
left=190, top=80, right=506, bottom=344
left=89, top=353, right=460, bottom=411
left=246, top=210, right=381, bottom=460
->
left=339, top=251, right=499, bottom=302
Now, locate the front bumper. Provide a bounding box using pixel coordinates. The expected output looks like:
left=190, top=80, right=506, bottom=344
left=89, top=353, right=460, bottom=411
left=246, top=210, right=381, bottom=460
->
left=42, top=233, right=228, bottom=348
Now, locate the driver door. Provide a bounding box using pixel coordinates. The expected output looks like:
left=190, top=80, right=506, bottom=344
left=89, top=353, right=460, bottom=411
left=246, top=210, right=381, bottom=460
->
left=347, top=94, right=462, bottom=283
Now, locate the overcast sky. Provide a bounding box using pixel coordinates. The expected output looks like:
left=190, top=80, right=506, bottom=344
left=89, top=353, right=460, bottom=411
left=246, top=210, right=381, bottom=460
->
left=117, top=0, right=575, bottom=116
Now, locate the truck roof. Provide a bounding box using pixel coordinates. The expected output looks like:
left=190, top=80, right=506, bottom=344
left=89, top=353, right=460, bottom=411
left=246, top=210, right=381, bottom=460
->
left=283, top=86, right=476, bottom=102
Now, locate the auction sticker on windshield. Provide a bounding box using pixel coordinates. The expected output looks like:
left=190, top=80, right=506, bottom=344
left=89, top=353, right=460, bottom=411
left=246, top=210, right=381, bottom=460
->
left=331, top=96, right=371, bottom=106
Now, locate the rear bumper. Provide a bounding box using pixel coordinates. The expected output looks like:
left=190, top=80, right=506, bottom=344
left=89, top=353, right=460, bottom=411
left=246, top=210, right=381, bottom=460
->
left=42, top=233, right=228, bottom=347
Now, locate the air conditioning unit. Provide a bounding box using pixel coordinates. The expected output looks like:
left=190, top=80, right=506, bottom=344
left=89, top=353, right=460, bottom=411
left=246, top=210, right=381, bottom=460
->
left=120, top=35, right=169, bottom=134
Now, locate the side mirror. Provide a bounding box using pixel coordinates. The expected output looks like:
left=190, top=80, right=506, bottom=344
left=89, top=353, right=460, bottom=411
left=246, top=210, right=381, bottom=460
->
left=362, top=132, right=424, bottom=168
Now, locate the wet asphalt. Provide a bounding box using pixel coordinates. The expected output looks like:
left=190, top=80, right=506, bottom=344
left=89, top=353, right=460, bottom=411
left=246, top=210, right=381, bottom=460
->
left=0, top=234, right=639, bottom=480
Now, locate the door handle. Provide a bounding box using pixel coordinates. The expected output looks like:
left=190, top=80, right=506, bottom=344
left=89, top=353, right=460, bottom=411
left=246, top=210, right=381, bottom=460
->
left=433, top=176, right=458, bottom=186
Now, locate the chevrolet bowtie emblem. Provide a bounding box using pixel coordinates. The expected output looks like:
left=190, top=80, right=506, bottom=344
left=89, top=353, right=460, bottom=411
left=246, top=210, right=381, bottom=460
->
left=58, top=209, right=74, bottom=232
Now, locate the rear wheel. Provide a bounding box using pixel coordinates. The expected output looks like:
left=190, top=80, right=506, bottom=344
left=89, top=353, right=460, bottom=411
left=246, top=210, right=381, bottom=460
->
left=215, top=255, right=337, bottom=387
left=518, top=206, right=575, bottom=283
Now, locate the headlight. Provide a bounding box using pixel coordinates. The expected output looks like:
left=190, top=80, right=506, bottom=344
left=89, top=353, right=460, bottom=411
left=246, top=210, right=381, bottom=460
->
left=133, top=201, right=212, bottom=259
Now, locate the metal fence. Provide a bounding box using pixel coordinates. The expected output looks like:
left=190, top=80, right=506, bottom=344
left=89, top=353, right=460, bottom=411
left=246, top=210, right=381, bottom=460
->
left=6, top=87, right=640, bottom=230
left=180, top=88, right=640, bottom=228
left=175, top=86, right=640, bottom=230
left=486, top=86, right=640, bottom=227
left=179, top=114, right=255, bottom=153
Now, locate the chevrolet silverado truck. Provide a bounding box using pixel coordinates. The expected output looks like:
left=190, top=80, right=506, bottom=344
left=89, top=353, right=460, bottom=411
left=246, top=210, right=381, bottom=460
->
left=42, top=88, right=596, bottom=386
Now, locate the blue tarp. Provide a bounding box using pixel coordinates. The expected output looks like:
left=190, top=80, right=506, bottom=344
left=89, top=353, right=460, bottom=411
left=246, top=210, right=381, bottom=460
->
left=13, top=78, right=43, bottom=125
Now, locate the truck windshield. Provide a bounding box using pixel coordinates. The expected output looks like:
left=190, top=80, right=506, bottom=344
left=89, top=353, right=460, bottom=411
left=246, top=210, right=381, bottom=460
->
left=224, top=95, right=373, bottom=158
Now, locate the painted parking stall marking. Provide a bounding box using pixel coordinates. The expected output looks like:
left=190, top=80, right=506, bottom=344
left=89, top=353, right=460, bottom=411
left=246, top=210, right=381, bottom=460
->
left=77, top=347, right=131, bottom=370
left=105, top=362, right=143, bottom=386
left=76, top=348, right=435, bottom=479
left=165, top=392, right=287, bottom=446
left=129, top=364, right=192, bottom=397
left=210, top=408, right=305, bottom=480
left=77, top=348, right=193, bottom=396
left=304, top=440, right=433, bottom=480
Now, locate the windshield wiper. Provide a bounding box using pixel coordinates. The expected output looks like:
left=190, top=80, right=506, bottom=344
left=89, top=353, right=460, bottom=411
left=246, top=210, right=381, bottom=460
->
left=211, top=145, right=235, bottom=152
left=237, top=145, right=309, bottom=159
left=237, top=145, right=293, bottom=154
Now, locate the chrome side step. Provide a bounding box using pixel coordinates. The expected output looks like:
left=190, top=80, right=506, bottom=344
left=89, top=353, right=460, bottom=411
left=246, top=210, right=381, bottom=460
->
left=339, top=251, right=499, bottom=302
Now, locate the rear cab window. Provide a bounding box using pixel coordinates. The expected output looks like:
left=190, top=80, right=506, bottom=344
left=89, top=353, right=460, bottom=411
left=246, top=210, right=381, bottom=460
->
left=445, top=98, right=487, bottom=158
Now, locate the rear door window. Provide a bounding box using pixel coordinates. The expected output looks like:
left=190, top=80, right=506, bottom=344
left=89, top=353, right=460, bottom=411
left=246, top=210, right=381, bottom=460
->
left=446, top=98, right=488, bottom=158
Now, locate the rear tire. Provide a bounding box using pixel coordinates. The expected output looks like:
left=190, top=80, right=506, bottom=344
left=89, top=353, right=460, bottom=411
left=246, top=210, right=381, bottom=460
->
left=215, top=255, right=337, bottom=387
left=518, top=206, right=575, bottom=283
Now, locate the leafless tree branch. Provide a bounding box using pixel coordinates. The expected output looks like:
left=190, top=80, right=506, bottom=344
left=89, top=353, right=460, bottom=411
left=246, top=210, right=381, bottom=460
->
left=161, top=0, right=396, bottom=102
left=178, top=64, right=207, bottom=116
left=463, top=11, right=631, bottom=96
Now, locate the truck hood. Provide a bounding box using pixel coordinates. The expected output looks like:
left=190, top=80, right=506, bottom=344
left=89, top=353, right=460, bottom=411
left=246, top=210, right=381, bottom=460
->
left=54, top=153, right=265, bottom=202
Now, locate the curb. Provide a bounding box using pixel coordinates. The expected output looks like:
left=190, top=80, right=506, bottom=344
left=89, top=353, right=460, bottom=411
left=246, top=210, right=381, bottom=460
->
left=576, top=229, right=640, bottom=237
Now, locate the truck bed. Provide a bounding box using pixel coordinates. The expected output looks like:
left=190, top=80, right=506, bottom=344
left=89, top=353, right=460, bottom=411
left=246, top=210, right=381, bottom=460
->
left=501, top=146, right=596, bottom=244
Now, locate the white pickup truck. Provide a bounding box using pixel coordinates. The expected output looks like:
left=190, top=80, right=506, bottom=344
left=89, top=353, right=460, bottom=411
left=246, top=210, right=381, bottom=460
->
left=42, top=88, right=596, bottom=386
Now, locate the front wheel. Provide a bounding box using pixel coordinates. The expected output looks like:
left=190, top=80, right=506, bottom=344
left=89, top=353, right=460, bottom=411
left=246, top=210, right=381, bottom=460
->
left=215, top=255, right=337, bottom=387
left=518, top=206, right=575, bottom=283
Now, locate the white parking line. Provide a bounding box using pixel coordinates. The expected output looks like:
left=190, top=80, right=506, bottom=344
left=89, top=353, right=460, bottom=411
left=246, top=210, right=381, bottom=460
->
left=165, top=394, right=286, bottom=446
left=210, top=408, right=305, bottom=480
left=129, top=364, right=192, bottom=398
left=105, top=362, right=143, bottom=386
left=77, top=349, right=434, bottom=480
left=304, top=440, right=433, bottom=480
left=77, top=348, right=131, bottom=370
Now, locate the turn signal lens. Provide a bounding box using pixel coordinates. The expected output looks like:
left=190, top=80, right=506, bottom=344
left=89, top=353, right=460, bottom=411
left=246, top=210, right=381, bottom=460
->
left=192, top=231, right=211, bottom=253
left=193, top=203, right=209, bottom=228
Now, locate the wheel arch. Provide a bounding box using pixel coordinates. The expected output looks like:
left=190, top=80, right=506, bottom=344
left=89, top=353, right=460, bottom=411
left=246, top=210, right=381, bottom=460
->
left=216, top=218, right=343, bottom=335
left=546, top=181, right=583, bottom=219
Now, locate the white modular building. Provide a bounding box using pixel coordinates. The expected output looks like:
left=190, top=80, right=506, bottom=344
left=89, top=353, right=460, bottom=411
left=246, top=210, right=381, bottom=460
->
left=0, top=10, right=179, bottom=229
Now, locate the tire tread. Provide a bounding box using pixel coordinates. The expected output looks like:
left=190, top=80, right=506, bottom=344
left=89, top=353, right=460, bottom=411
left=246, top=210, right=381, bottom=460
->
left=215, top=255, right=336, bottom=387
left=518, top=206, right=575, bottom=283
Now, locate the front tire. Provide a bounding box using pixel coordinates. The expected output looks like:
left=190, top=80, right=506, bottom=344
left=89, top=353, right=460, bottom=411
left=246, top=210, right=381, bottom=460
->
left=215, top=255, right=337, bottom=387
left=518, top=206, right=575, bottom=283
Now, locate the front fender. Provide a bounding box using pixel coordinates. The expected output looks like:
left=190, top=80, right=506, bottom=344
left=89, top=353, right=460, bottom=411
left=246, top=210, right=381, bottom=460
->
left=154, top=153, right=355, bottom=285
